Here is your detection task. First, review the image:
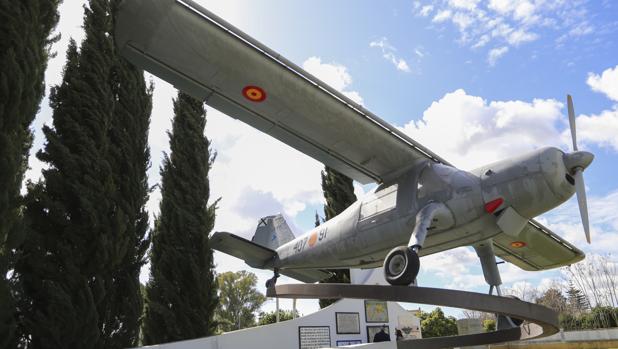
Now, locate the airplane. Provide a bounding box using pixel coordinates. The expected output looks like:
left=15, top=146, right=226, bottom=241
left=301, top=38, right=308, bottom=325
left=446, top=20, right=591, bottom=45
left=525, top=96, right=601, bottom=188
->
left=115, top=0, right=593, bottom=295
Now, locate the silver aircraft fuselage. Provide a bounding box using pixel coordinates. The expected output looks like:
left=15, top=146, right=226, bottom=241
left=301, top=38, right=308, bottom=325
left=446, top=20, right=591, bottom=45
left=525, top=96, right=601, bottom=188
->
left=274, top=147, right=576, bottom=271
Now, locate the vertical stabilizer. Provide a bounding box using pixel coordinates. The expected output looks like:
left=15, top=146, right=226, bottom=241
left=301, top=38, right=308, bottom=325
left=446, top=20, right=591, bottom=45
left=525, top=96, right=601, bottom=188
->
left=251, top=214, right=295, bottom=250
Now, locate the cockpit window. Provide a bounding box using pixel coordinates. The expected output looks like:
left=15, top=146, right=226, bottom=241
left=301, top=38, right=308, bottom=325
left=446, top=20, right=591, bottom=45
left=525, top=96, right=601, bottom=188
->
left=360, top=184, right=398, bottom=220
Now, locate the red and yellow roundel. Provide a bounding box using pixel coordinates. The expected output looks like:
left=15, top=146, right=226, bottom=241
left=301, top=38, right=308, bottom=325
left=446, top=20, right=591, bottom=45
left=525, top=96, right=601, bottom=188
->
left=308, top=232, right=318, bottom=247
left=510, top=241, right=527, bottom=248
left=242, top=85, right=266, bottom=102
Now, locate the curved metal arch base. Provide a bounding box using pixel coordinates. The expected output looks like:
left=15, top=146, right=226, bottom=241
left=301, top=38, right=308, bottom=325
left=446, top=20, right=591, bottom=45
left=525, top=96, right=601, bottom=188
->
left=267, top=284, right=559, bottom=349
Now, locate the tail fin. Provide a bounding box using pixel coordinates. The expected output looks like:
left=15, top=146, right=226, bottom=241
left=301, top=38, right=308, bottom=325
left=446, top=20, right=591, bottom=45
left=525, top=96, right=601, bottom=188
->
left=251, top=214, right=295, bottom=250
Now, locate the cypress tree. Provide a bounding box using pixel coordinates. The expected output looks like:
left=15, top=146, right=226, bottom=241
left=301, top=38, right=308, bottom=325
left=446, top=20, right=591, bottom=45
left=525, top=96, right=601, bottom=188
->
left=314, top=211, right=321, bottom=228
left=16, top=36, right=109, bottom=348
left=142, top=92, right=218, bottom=344
left=0, top=1, right=60, bottom=346
left=97, top=2, right=153, bottom=346
left=567, top=285, right=589, bottom=313
left=15, top=0, right=127, bottom=346
left=319, top=166, right=357, bottom=308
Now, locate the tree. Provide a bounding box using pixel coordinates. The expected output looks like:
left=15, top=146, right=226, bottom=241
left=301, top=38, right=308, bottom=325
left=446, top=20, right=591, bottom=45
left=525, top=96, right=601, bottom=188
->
left=564, top=254, right=618, bottom=311
left=483, top=319, right=496, bottom=332
left=14, top=0, right=153, bottom=346
left=319, top=166, right=357, bottom=308
left=419, top=308, right=458, bottom=338
left=321, top=167, right=357, bottom=220
left=535, top=288, right=568, bottom=313
left=563, top=254, right=618, bottom=327
left=142, top=92, right=218, bottom=345
left=257, top=309, right=299, bottom=326
left=314, top=211, right=321, bottom=228
left=0, top=1, right=60, bottom=346
left=215, top=271, right=266, bottom=332
left=566, top=284, right=589, bottom=313
left=15, top=0, right=119, bottom=342
left=98, top=1, right=153, bottom=346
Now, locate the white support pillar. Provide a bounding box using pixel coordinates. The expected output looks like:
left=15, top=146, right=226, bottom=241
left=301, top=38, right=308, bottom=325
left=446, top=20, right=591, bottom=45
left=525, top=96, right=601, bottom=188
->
left=276, top=297, right=280, bottom=323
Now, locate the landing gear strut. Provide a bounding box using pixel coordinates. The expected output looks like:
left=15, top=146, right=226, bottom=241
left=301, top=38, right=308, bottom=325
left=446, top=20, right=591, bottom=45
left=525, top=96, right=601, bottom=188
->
left=474, top=240, right=523, bottom=329
left=384, top=203, right=447, bottom=286
left=265, top=268, right=280, bottom=289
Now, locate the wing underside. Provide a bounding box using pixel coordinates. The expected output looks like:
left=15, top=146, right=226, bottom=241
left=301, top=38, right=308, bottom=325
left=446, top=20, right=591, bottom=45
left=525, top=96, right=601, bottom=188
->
left=493, top=220, right=585, bottom=271
left=115, top=0, right=449, bottom=184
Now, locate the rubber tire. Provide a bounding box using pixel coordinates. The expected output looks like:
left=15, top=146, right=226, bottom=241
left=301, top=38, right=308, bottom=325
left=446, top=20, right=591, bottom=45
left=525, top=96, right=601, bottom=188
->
left=383, top=246, right=420, bottom=286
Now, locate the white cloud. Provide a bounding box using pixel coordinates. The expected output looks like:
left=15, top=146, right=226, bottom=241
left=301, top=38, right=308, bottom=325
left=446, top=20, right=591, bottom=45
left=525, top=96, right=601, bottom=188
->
left=400, top=89, right=568, bottom=169
left=576, top=108, right=618, bottom=152
left=369, top=37, right=412, bottom=73
left=415, top=0, right=594, bottom=62
left=422, top=247, right=486, bottom=289
left=574, top=65, right=618, bottom=152
left=506, top=29, right=538, bottom=46
left=541, top=190, right=618, bottom=250
left=487, top=46, right=509, bottom=65
left=449, top=0, right=480, bottom=11
left=432, top=9, right=452, bottom=22
left=302, top=56, right=363, bottom=104
left=419, top=4, right=434, bottom=16
left=587, top=64, right=618, bottom=102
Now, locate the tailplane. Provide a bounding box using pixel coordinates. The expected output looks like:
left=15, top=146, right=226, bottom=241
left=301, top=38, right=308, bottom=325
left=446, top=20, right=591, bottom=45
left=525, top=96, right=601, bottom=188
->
left=211, top=214, right=332, bottom=283
left=210, top=214, right=294, bottom=269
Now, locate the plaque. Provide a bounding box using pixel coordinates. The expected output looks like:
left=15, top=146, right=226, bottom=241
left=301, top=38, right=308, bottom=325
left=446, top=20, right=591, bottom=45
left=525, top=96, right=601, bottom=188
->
left=367, top=325, right=390, bottom=343
left=299, top=326, right=331, bottom=349
left=336, top=339, right=362, bottom=346
left=336, top=312, right=360, bottom=334
left=364, top=300, right=389, bottom=322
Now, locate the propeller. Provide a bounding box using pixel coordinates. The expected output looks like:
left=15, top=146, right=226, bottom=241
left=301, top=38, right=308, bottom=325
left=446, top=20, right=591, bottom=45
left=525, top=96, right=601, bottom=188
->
left=566, top=95, right=592, bottom=244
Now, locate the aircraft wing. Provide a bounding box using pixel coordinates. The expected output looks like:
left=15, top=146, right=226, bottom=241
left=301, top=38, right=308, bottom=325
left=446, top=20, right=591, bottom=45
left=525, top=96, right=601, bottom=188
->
left=492, top=219, right=585, bottom=271
left=115, top=0, right=450, bottom=184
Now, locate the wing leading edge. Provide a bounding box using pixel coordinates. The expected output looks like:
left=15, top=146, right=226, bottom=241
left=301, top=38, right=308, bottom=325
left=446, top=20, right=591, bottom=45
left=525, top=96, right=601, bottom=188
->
left=115, top=0, right=450, bottom=184
left=493, top=220, right=585, bottom=271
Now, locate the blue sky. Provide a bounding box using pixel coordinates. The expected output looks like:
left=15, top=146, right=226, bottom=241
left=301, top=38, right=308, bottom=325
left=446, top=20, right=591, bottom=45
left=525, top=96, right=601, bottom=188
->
left=29, top=0, right=618, bottom=317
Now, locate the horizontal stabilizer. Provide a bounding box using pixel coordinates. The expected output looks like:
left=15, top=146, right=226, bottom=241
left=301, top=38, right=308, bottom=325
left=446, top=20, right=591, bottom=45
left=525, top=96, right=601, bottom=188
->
left=211, top=232, right=275, bottom=269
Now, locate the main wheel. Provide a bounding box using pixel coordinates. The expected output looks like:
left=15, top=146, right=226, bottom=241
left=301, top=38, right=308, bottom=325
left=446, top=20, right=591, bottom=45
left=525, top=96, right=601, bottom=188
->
left=383, top=246, right=420, bottom=286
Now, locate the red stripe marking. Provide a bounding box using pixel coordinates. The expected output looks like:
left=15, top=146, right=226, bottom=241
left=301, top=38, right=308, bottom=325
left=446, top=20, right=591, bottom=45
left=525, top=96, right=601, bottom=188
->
left=485, top=198, right=504, bottom=213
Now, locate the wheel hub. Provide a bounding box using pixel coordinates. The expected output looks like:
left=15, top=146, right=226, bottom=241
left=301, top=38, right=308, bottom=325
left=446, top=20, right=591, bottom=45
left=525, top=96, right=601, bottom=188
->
left=388, top=254, right=407, bottom=275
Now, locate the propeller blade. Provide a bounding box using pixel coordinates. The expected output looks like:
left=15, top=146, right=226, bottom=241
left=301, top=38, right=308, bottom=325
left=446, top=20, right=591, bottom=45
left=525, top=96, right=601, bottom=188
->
left=567, top=94, right=578, bottom=151
left=574, top=169, right=591, bottom=243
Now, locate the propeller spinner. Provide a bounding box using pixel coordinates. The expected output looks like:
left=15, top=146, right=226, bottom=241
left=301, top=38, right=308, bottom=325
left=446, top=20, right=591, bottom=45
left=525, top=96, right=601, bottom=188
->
left=565, top=95, right=594, bottom=243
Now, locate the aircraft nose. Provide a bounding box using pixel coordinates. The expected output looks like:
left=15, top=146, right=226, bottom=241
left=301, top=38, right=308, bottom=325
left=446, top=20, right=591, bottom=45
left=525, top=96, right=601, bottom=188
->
left=564, top=151, right=594, bottom=172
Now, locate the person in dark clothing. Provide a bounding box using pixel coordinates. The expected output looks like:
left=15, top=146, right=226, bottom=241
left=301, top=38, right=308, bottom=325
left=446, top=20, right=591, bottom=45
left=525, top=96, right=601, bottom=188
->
left=395, top=329, right=404, bottom=341
left=373, top=325, right=390, bottom=342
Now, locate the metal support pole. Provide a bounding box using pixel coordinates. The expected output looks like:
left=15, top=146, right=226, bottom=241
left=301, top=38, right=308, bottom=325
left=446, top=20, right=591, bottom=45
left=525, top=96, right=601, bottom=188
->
left=473, top=239, right=502, bottom=290
left=276, top=297, right=280, bottom=323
